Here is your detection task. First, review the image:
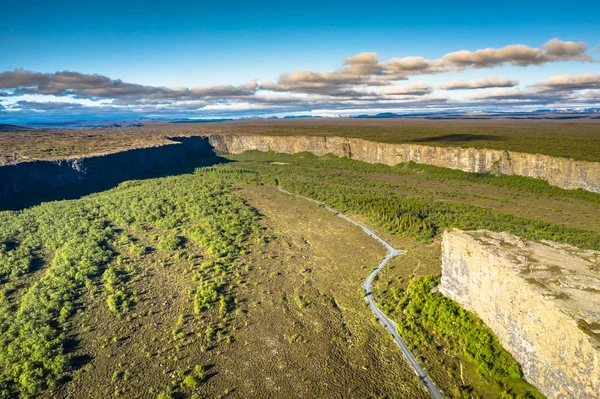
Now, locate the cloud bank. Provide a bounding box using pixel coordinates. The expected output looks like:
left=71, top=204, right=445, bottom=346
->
left=0, top=39, right=597, bottom=121
left=0, top=70, right=259, bottom=101
left=471, top=74, right=600, bottom=105
left=261, top=39, right=590, bottom=95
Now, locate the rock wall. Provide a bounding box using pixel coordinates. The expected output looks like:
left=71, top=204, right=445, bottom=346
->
left=2, top=133, right=599, bottom=208
left=440, top=229, right=600, bottom=399
left=207, top=135, right=600, bottom=193
left=0, top=137, right=215, bottom=208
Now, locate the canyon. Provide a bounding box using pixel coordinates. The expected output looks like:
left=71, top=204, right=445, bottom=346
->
left=2, top=131, right=600, bottom=397
left=440, top=229, right=600, bottom=398
left=3, top=134, right=600, bottom=209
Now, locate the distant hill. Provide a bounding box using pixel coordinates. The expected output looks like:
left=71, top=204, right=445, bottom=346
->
left=0, top=124, right=29, bottom=132
left=354, top=110, right=600, bottom=120
left=356, top=112, right=402, bottom=118
left=171, top=119, right=231, bottom=124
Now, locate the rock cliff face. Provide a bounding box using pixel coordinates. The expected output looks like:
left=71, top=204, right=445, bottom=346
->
left=2, top=133, right=600, bottom=207
left=440, top=229, right=600, bottom=399
left=0, top=137, right=214, bottom=209
left=207, top=135, right=600, bottom=193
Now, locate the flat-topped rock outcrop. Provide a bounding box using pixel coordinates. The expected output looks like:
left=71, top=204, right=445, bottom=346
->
left=440, top=229, right=600, bottom=398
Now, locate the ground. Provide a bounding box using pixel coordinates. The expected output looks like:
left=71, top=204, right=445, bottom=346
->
left=2, top=118, right=600, bottom=165
left=3, top=143, right=600, bottom=399
left=48, top=184, right=429, bottom=399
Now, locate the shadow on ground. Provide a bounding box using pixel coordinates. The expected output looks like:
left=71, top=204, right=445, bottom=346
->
left=0, top=137, right=230, bottom=210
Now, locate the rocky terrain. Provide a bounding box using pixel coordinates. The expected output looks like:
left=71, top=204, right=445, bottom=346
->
left=440, top=229, right=600, bottom=398
left=207, top=134, right=600, bottom=193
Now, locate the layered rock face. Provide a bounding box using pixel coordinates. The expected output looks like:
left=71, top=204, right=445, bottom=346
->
left=207, top=135, right=600, bottom=193
left=440, top=229, right=600, bottom=398
left=2, top=133, right=600, bottom=207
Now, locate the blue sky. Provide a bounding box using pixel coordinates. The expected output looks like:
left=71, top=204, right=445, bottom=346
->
left=1, top=0, right=599, bottom=121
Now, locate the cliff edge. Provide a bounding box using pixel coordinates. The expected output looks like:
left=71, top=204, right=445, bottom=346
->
left=207, top=135, right=600, bottom=193
left=440, top=229, right=600, bottom=398
left=0, top=137, right=215, bottom=209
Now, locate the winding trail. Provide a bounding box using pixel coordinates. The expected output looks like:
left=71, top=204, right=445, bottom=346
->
left=277, top=184, right=443, bottom=399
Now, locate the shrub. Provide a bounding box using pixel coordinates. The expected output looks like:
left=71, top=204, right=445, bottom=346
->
left=392, top=275, right=542, bottom=397
left=182, top=375, right=199, bottom=390
left=157, top=234, right=183, bottom=252
left=0, top=172, right=260, bottom=397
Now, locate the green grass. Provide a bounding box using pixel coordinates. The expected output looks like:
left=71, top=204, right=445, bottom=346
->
left=0, top=172, right=260, bottom=398
left=383, top=275, right=543, bottom=399
left=283, top=180, right=600, bottom=249
left=211, top=151, right=600, bottom=250
left=204, top=150, right=600, bottom=397
left=2, top=146, right=598, bottom=398
left=233, top=150, right=600, bottom=204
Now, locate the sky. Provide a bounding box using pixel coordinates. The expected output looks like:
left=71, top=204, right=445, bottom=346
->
left=1, top=0, right=599, bottom=122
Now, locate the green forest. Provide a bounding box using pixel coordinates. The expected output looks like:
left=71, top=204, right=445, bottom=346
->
left=216, top=151, right=600, bottom=250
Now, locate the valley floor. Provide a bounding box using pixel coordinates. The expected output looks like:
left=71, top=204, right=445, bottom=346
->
left=5, top=148, right=598, bottom=398
left=50, top=184, right=430, bottom=398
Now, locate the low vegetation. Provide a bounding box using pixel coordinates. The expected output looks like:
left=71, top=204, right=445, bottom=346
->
left=217, top=151, right=600, bottom=250
left=382, top=275, right=543, bottom=398
left=2, top=143, right=598, bottom=398
left=288, top=152, right=600, bottom=204
left=213, top=149, right=600, bottom=397
left=0, top=172, right=260, bottom=398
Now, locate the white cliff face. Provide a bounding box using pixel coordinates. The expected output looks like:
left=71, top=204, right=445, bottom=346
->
left=207, top=135, right=600, bottom=193
left=440, top=229, right=600, bottom=399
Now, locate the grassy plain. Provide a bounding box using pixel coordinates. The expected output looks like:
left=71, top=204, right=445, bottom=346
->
left=0, top=170, right=435, bottom=398
left=2, top=144, right=600, bottom=398
left=215, top=149, right=600, bottom=398
left=226, top=151, right=600, bottom=244
left=1, top=118, right=600, bottom=165
left=45, top=183, right=432, bottom=398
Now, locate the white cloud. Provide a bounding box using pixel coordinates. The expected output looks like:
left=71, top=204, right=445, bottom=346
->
left=438, top=77, right=519, bottom=90
left=534, top=74, right=600, bottom=91
left=0, top=40, right=597, bottom=119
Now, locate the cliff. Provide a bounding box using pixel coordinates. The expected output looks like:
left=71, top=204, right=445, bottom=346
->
left=440, top=229, right=600, bottom=398
left=207, top=135, right=600, bottom=193
left=2, top=133, right=600, bottom=208
left=0, top=137, right=215, bottom=209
